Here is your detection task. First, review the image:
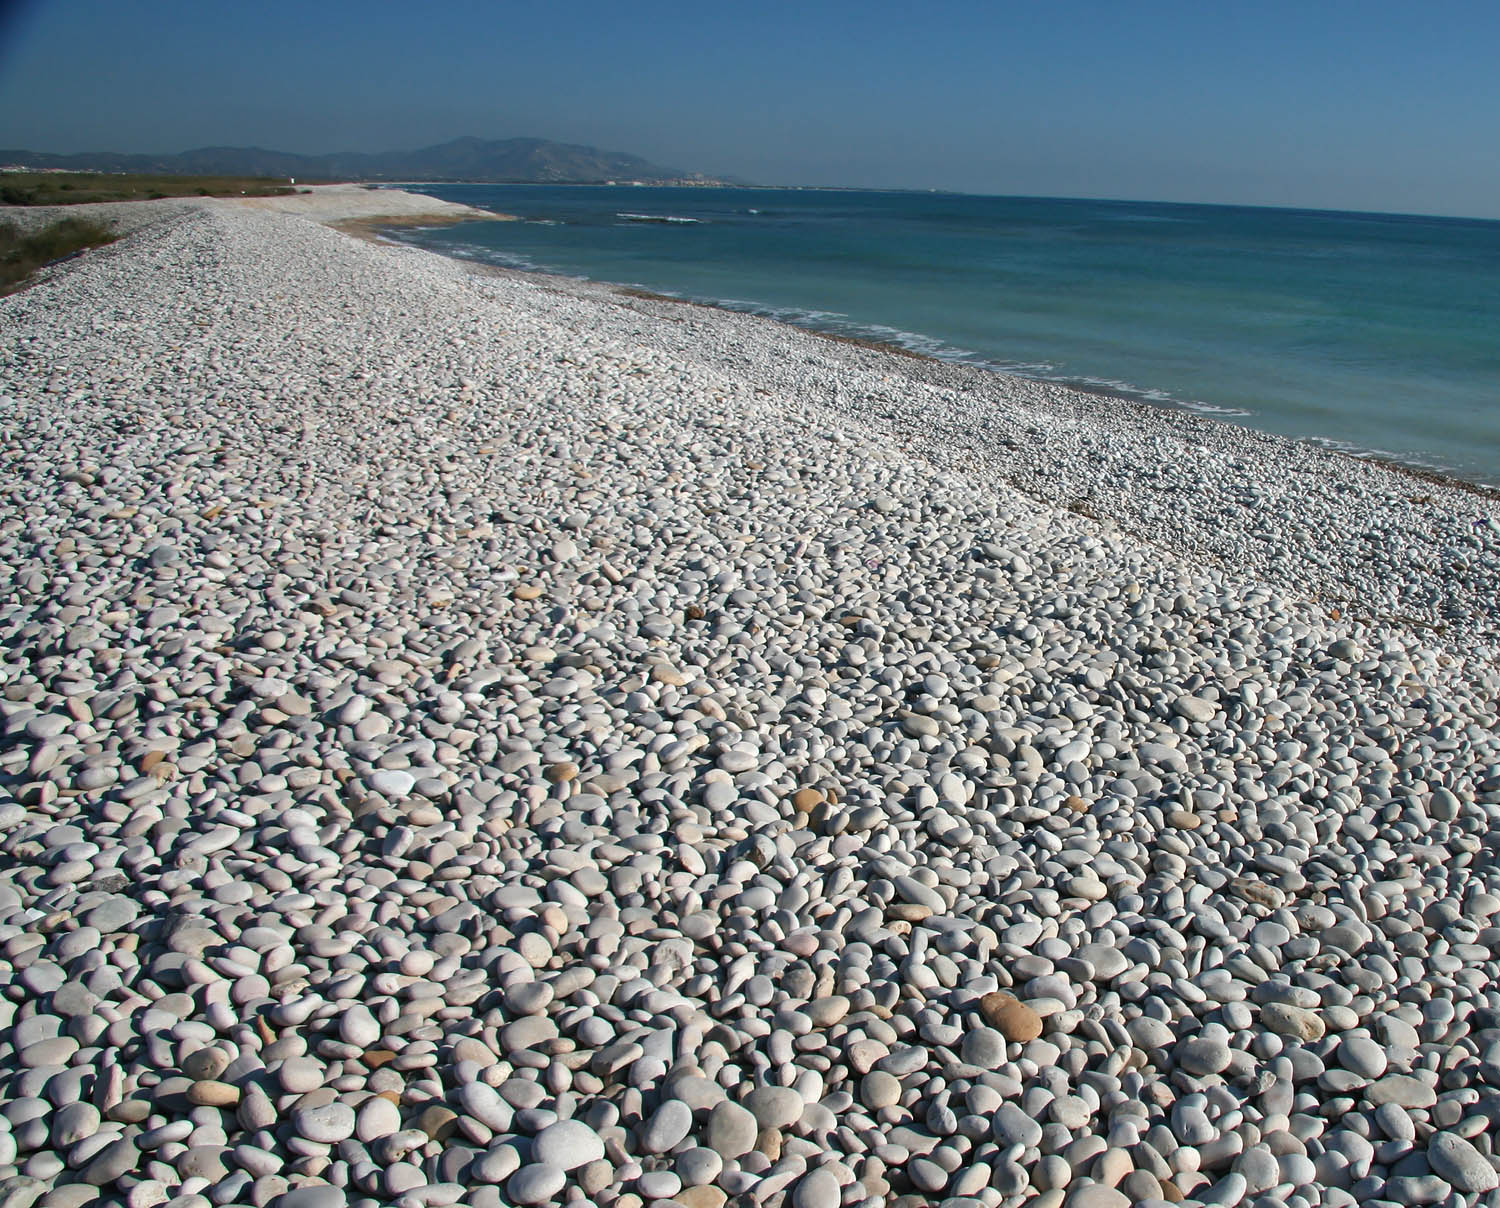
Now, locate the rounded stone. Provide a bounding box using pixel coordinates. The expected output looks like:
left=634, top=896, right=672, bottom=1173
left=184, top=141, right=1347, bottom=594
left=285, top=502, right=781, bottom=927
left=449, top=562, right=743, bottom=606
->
left=1261, top=1001, right=1326, bottom=1041
left=638, top=1169, right=682, bottom=1199
left=277, top=1057, right=325, bottom=1093
left=293, top=1102, right=356, bottom=1144
left=1336, top=1036, right=1388, bottom=1080
left=356, top=1095, right=401, bottom=1142
left=993, top=1104, right=1044, bottom=1149
left=270, top=1188, right=346, bottom=1208
left=640, top=1099, right=692, bottom=1153
left=338, top=1005, right=381, bottom=1048
left=979, top=992, right=1042, bottom=1042
left=793, top=1167, right=842, bottom=1208
left=186, top=1080, right=240, bottom=1107
left=53, top=1101, right=101, bottom=1147
left=531, top=1119, right=605, bottom=1171
left=507, top=1163, right=565, bottom=1205
left=1064, top=1184, right=1130, bottom=1208
left=676, top=1147, right=723, bottom=1186
left=1175, top=1036, right=1233, bottom=1076
left=1428, top=1132, right=1500, bottom=1193
left=860, top=1071, right=901, bottom=1110
left=745, top=1085, right=804, bottom=1130
left=961, top=1026, right=1006, bottom=1069
left=705, top=1101, right=759, bottom=1159
left=367, top=769, right=415, bottom=797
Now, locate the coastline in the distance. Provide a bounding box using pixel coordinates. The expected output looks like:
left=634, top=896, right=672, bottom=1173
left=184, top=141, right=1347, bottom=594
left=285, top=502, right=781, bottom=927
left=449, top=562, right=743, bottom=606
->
left=386, top=183, right=1500, bottom=489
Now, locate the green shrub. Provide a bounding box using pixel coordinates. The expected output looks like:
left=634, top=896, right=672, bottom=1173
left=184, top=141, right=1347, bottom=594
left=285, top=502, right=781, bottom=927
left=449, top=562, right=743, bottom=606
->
left=0, top=171, right=297, bottom=205
left=0, top=217, right=118, bottom=295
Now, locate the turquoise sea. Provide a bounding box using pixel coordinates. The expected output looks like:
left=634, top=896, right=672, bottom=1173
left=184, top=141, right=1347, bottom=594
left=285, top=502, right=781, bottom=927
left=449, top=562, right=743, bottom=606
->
left=388, top=185, right=1500, bottom=486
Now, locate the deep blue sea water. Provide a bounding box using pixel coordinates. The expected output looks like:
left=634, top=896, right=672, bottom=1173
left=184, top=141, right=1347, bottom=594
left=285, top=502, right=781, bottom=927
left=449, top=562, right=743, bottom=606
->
left=387, top=185, right=1500, bottom=486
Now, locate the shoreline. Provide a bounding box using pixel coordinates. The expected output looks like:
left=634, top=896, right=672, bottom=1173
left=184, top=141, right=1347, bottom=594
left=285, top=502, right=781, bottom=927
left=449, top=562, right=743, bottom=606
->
left=375, top=218, right=1500, bottom=502
left=3, top=198, right=1500, bottom=1208
left=361, top=215, right=1500, bottom=656
left=606, top=281, right=1500, bottom=505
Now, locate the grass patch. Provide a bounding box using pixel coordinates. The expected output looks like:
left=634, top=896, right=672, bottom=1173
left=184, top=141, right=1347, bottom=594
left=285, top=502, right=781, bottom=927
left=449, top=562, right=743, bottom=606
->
left=1, top=217, right=118, bottom=295
left=0, top=172, right=299, bottom=206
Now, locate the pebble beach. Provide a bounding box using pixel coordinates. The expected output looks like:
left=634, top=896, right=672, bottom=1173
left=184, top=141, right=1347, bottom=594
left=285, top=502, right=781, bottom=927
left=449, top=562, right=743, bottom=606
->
left=3, top=187, right=1500, bottom=1208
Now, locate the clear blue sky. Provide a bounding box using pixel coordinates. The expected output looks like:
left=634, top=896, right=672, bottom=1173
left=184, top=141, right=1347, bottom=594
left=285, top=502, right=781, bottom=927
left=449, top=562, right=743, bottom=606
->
left=2, top=0, right=1497, bottom=218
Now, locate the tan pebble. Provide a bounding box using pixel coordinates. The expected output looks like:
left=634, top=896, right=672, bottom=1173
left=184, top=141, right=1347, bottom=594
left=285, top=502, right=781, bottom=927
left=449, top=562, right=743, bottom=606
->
left=1159, top=1177, right=1184, bottom=1203
left=414, top=1105, right=458, bottom=1140
left=1261, top=1001, right=1326, bottom=1041
left=187, top=1080, right=240, bottom=1107
left=1231, top=877, right=1284, bottom=909
left=755, top=1127, right=782, bottom=1160
left=887, top=903, right=932, bottom=923
left=1093, top=1146, right=1134, bottom=1187
left=543, top=761, right=578, bottom=784
left=275, top=692, right=311, bottom=717
left=806, top=996, right=850, bottom=1027
left=513, top=583, right=543, bottom=600
left=1067, top=875, right=1108, bottom=902
left=791, top=787, right=824, bottom=813
left=846, top=1040, right=888, bottom=1074
left=674, top=1187, right=727, bottom=1208
left=1167, top=809, right=1202, bottom=829
left=979, top=992, right=1043, bottom=1043
left=108, top=1100, right=152, bottom=1124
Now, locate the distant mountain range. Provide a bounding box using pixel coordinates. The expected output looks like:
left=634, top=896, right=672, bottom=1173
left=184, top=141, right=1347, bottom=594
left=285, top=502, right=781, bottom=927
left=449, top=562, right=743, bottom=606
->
left=0, top=136, right=734, bottom=185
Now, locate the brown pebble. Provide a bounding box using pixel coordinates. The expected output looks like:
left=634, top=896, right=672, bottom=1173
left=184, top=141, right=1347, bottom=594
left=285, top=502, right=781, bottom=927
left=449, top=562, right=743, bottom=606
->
left=1064, top=795, right=1088, bottom=813
left=755, top=1127, right=783, bottom=1160
left=791, top=787, right=824, bottom=813
left=578, top=1159, right=614, bottom=1196
left=543, top=761, right=578, bottom=784
left=1159, top=1177, right=1184, bottom=1203
left=362, top=1050, right=397, bottom=1069
left=674, top=1187, right=728, bottom=1208
left=106, top=1100, right=151, bottom=1124
left=415, top=1104, right=459, bottom=1141
left=979, top=991, right=1043, bottom=1043
left=514, top=583, right=543, bottom=600
left=186, top=1080, right=240, bottom=1107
